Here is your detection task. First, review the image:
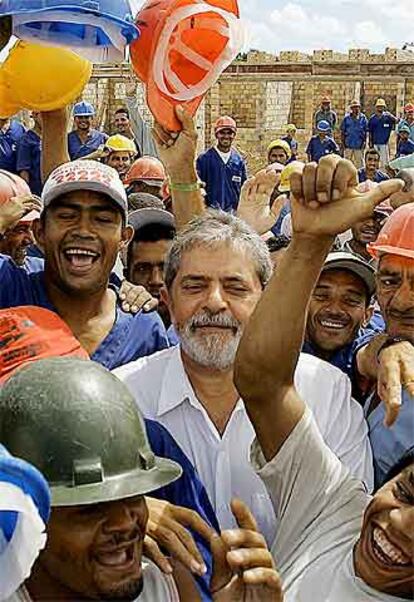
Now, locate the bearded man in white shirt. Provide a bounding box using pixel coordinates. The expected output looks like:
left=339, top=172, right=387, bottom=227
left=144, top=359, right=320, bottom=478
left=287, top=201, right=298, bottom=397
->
left=115, top=206, right=374, bottom=545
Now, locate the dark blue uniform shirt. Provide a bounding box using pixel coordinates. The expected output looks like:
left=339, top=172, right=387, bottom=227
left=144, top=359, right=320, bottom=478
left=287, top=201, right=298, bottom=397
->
left=0, top=120, right=25, bottom=173
left=396, top=138, right=414, bottom=157
left=0, top=255, right=168, bottom=369
left=341, top=114, right=368, bottom=149
left=147, top=419, right=219, bottom=601
left=306, top=135, right=339, bottom=162
left=196, top=147, right=247, bottom=212
left=358, top=168, right=390, bottom=184
left=16, top=130, right=42, bottom=195
left=368, top=113, right=396, bottom=145
left=68, top=129, right=108, bottom=161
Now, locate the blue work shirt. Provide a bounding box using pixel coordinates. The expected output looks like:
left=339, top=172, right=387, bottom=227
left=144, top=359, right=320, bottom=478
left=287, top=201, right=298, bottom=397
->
left=196, top=147, right=247, bottom=212
left=167, top=324, right=180, bottom=346
left=396, top=138, right=414, bottom=158
left=365, top=389, right=414, bottom=488
left=16, top=130, right=42, bottom=195
left=0, top=255, right=168, bottom=369
left=147, top=419, right=219, bottom=602
left=0, top=120, right=25, bottom=173
left=358, top=168, right=390, bottom=184
left=68, top=129, right=108, bottom=161
left=306, top=135, right=339, bottom=163
left=368, top=113, right=396, bottom=145
left=341, top=113, right=368, bottom=149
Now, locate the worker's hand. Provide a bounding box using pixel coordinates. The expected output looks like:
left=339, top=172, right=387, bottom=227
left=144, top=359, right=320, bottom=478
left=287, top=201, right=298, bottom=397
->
left=389, top=168, right=414, bottom=209
left=290, top=156, right=404, bottom=241
left=0, top=194, right=42, bottom=233
left=211, top=499, right=283, bottom=602
left=118, top=280, right=158, bottom=313
left=153, top=105, right=198, bottom=183
left=377, top=341, right=414, bottom=427
left=237, top=170, right=281, bottom=235
left=144, top=497, right=216, bottom=576
left=0, top=16, right=11, bottom=51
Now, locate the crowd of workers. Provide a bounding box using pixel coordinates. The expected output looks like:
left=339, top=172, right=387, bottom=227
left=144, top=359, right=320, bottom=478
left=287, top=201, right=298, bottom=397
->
left=0, top=81, right=413, bottom=602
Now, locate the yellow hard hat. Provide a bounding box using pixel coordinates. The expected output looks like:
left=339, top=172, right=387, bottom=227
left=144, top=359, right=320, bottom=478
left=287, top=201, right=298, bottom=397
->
left=286, top=123, right=297, bottom=133
left=267, top=139, right=292, bottom=159
left=105, top=134, right=136, bottom=154
left=0, top=40, right=92, bottom=114
left=278, top=161, right=304, bottom=193
left=375, top=98, right=387, bottom=108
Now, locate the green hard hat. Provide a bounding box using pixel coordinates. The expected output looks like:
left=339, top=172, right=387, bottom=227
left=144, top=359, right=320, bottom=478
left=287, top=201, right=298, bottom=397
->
left=0, top=357, right=182, bottom=506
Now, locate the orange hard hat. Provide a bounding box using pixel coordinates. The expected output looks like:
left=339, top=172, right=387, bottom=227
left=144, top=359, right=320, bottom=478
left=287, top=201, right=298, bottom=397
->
left=124, top=156, right=166, bottom=187
left=368, top=204, right=414, bottom=260
left=0, top=170, right=31, bottom=206
left=0, top=306, right=89, bottom=384
left=130, top=0, right=242, bottom=131
left=214, top=115, right=237, bottom=134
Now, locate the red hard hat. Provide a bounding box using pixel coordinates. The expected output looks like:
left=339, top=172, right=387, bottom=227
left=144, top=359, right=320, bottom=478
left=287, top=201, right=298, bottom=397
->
left=130, top=0, right=241, bottom=131
left=368, top=204, right=414, bottom=260
left=0, top=306, right=89, bottom=385
left=404, top=103, right=414, bottom=112
left=124, top=156, right=166, bottom=187
left=214, top=115, right=237, bottom=134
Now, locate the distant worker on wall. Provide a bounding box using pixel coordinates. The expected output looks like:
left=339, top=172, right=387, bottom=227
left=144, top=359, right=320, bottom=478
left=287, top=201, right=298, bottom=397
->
left=314, top=95, right=337, bottom=132
left=340, top=99, right=368, bottom=169
left=196, top=116, right=247, bottom=213
left=368, top=98, right=398, bottom=167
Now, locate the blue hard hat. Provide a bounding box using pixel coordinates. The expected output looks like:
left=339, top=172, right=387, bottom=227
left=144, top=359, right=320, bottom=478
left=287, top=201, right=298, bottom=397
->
left=0, top=444, right=50, bottom=540
left=317, top=120, right=331, bottom=133
left=73, top=100, right=95, bottom=117
left=1, top=0, right=139, bottom=61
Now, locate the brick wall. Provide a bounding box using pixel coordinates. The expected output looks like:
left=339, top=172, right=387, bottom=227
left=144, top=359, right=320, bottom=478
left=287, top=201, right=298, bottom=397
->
left=82, top=48, right=414, bottom=174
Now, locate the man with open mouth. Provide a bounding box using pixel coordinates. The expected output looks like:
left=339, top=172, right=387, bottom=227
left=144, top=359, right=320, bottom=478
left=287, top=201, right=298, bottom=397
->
left=0, top=160, right=169, bottom=369
left=1, top=358, right=283, bottom=602
left=235, top=154, right=413, bottom=601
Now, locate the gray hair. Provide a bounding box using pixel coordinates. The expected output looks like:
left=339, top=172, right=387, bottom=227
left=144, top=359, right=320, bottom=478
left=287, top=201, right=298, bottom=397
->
left=164, top=210, right=273, bottom=290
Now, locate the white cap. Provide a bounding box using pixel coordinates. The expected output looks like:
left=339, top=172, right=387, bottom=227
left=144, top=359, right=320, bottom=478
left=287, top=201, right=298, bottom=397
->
left=42, top=161, right=128, bottom=219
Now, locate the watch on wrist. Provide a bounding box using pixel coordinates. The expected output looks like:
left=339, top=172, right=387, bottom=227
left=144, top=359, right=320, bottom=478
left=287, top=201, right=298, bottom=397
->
left=376, top=336, right=413, bottom=361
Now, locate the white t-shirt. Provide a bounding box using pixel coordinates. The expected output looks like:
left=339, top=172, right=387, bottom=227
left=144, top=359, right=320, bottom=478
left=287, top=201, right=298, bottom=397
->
left=251, top=409, right=406, bottom=601
left=214, top=146, right=232, bottom=164
left=7, top=558, right=179, bottom=602
left=114, top=347, right=373, bottom=545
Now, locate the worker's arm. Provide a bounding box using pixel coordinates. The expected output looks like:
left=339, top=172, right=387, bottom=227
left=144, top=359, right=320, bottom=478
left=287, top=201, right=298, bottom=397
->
left=153, top=106, right=205, bottom=229
left=234, top=157, right=403, bottom=461
left=41, top=108, right=70, bottom=182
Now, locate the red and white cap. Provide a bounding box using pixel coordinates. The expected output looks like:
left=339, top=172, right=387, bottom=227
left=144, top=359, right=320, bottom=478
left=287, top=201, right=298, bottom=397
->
left=42, top=160, right=128, bottom=219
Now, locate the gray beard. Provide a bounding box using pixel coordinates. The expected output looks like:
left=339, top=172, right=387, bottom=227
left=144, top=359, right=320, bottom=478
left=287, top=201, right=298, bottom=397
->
left=178, top=326, right=242, bottom=371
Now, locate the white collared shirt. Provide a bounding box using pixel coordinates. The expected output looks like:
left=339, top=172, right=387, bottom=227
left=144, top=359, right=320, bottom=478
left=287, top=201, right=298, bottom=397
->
left=114, top=347, right=373, bottom=545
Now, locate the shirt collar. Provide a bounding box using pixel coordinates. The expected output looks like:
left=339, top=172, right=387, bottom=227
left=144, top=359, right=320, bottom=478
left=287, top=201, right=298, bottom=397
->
left=157, top=345, right=244, bottom=417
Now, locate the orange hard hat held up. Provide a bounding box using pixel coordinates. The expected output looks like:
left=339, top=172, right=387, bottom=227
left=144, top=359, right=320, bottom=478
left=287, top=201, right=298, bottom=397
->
left=130, top=0, right=243, bottom=131
left=368, top=204, right=414, bottom=260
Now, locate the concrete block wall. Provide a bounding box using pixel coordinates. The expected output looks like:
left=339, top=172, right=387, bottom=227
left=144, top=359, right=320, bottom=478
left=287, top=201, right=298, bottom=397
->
left=80, top=48, right=414, bottom=173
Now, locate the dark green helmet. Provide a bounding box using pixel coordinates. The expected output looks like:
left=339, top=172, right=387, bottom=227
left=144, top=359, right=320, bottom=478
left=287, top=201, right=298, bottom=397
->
left=0, top=358, right=182, bottom=506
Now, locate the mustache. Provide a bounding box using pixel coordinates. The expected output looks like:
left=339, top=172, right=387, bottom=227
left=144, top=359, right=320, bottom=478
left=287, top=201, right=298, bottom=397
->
left=188, top=311, right=241, bottom=331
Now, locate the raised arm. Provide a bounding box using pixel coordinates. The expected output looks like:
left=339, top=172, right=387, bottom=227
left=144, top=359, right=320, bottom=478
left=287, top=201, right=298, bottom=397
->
left=234, top=156, right=403, bottom=461
left=41, top=108, right=70, bottom=182
left=153, top=106, right=205, bottom=229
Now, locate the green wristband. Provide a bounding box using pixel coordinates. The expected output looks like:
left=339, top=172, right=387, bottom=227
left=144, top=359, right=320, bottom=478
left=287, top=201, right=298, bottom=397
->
left=169, top=181, right=201, bottom=192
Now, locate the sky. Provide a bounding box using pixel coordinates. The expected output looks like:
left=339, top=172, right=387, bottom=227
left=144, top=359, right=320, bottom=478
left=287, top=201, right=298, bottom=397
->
left=238, top=0, right=414, bottom=54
